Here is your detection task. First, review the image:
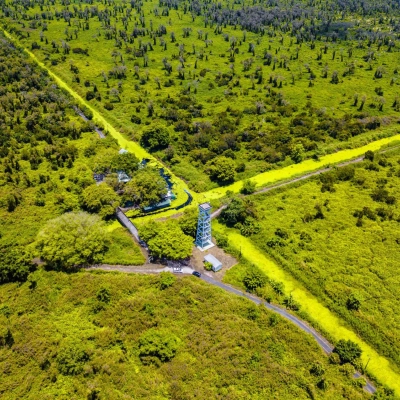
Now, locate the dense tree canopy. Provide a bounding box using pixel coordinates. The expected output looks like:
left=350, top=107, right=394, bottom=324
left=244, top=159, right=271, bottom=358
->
left=205, top=156, right=236, bottom=184
left=139, top=220, right=193, bottom=260
left=140, top=123, right=170, bottom=151
left=124, top=168, right=167, bottom=207
left=138, top=328, right=181, bottom=365
left=35, top=212, right=109, bottom=270
left=111, top=151, right=140, bottom=174
left=82, top=183, right=120, bottom=219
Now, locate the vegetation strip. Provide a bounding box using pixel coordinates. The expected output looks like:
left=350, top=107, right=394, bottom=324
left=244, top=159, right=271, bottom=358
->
left=214, top=222, right=400, bottom=394
left=202, top=135, right=400, bottom=200
left=3, top=27, right=400, bottom=210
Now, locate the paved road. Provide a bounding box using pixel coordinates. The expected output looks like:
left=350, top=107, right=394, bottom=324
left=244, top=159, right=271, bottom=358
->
left=211, top=144, right=400, bottom=219
left=89, top=264, right=376, bottom=394
left=115, top=207, right=140, bottom=241
left=73, top=106, right=106, bottom=138
left=200, top=274, right=376, bottom=394
left=200, top=274, right=334, bottom=353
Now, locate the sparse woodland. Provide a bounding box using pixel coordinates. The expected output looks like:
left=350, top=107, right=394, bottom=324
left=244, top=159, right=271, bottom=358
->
left=2, top=0, right=400, bottom=190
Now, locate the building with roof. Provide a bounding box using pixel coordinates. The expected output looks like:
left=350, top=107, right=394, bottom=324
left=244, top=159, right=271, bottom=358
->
left=204, top=254, right=222, bottom=272
left=117, top=170, right=131, bottom=183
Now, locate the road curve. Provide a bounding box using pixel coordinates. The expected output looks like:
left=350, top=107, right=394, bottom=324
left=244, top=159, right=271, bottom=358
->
left=199, top=274, right=376, bottom=394
left=88, top=264, right=376, bottom=394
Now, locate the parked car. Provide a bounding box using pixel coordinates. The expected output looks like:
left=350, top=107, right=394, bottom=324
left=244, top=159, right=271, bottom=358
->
left=192, top=271, right=201, bottom=278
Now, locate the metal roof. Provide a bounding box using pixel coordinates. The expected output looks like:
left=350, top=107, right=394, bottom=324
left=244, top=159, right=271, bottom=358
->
left=199, top=202, right=211, bottom=210
left=204, top=254, right=222, bottom=267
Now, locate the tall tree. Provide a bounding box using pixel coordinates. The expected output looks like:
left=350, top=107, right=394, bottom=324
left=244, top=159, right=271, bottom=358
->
left=140, top=220, right=193, bottom=260
left=35, top=212, right=109, bottom=270
left=82, top=183, right=120, bottom=219
left=124, top=168, right=167, bottom=207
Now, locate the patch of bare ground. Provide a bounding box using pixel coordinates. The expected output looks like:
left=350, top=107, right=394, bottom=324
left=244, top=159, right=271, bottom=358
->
left=190, top=242, right=238, bottom=281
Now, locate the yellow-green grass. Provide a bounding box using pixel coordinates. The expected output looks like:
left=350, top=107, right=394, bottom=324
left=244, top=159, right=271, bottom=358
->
left=213, top=221, right=400, bottom=394
left=203, top=134, right=400, bottom=200
left=102, top=227, right=145, bottom=265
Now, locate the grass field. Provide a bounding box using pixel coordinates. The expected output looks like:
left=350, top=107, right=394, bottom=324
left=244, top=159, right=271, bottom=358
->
left=0, top=269, right=370, bottom=399
left=216, top=223, right=400, bottom=395
left=215, top=147, right=400, bottom=393
left=102, top=227, right=145, bottom=265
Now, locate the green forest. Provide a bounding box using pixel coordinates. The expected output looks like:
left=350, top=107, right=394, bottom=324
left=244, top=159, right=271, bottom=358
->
left=2, top=0, right=400, bottom=191
left=1, top=0, right=400, bottom=397
left=0, top=34, right=146, bottom=284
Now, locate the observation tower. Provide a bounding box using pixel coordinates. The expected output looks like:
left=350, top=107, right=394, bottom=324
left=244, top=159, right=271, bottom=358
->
left=195, top=203, right=214, bottom=251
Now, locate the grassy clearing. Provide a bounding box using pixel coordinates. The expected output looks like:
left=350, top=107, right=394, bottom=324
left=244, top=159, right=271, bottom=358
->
left=214, top=221, right=400, bottom=394
left=102, top=227, right=145, bottom=266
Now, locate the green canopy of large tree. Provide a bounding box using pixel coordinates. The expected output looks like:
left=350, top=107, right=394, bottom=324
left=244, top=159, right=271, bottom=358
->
left=140, top=123, right=170, bottom=151
left=35, top=212, right=109, bottom=270
left=140, top=220, right=193, bottom=260
left=205, top=156, right=236, bottom=184
left=124, top=168, right=167, bottom=207
left=111, top=152, right=139, bottom=174
left=82, top=183, right=120, bottom=219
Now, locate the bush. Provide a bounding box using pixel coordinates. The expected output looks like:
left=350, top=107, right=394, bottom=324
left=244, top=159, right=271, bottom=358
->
left=138, top=328, right=180, bottom=365
left=365, top=150, right=374, bottom=161
left=346, top=293, right=363, bottom=311
left=57, top=341, right=90, bottom=375
left=86, top=91, right=95, bottom=101
left=333, top=339, right=362, bottom=364
left=214, top=232, right=228, bottom=249
left=243, top=266, right=267, bottom=291
left=204, top=261, right=213, bottom=271
left=159, top=272, right=176, bottom=289
left=131, top=115, right=141, bottom=124
left=104, top=102, right=114, bottom=110
left=240, top=180, right=256, bottom=195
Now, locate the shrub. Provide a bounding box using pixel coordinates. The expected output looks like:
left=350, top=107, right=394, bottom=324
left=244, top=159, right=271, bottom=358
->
left=204, top=261, right=213, bottom=271
left=138, top=328, right=180, bottom=365
left=214, top=232, right=228, bottom=249
left=57, top=341, right=90, bottom=375
left=243, top=266, right=267, bottom=291
left=346, top=293, right=363, bottom=311
left=333, top=340, right=362, bottom=364
left=131, top=115, right=141, bottom=124
left=104, top=102, right=114, bottom=110
left=240, top=180, right=256, bottom=195
left=159, top=272, right=176, bottom=289
left=365, top=150, right=375, bottom=161
left=86, top=91, right=95, bottom=101
left=310, top=362, right=325, bottom=377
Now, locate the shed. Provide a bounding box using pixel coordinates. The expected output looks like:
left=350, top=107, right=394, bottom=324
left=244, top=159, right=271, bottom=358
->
left=204, top=254, right=222, bottom=272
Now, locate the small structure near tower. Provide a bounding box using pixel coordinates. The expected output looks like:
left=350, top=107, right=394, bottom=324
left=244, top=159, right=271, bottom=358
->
left=195, top=203, right=214, bottom=251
